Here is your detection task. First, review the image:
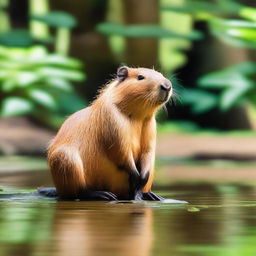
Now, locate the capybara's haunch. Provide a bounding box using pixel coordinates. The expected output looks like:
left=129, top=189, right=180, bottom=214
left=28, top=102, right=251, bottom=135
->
left=46, top=66, right=172, bottom=200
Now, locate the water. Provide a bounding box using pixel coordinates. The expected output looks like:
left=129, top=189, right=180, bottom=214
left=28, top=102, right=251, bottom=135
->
left=1, top=186, right=256, bottom=256
left=1, top=163, right=256, bottom=256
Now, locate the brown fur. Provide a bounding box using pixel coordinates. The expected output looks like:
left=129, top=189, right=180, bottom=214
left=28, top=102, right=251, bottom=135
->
left=48, top=67, right=172, bottom=198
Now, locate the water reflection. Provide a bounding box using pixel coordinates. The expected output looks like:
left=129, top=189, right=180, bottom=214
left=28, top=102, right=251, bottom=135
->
left=50, top=202, right=153, bottom=256
left=1, top=185, right=256, bottom=256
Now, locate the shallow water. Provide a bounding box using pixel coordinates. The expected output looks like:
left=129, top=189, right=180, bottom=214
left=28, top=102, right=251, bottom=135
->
left=1, top=156, right=256, bottom=256
left=1, top=184, right=256, bottom=256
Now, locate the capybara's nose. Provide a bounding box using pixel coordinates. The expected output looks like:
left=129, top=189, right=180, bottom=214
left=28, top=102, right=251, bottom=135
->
left=160, top=83, right=172, bottom=91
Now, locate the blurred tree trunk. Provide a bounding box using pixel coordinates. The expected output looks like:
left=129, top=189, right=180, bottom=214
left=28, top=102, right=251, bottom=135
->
left=122, top=0, right=159, bottom=67
left=50, top=0, right=160, bottom=100
left=50, top=0, right=118, bottom=100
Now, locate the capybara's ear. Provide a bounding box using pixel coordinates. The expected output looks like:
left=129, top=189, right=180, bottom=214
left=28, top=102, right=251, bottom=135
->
left=117, top=66, right=128, bottom=82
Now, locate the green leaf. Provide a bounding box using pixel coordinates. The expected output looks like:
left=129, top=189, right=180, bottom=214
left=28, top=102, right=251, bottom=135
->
left=197, top=62, right=256, bottom=111
left=198, top=62, right=256, bottom=89
left=181, top=89, right=218, bottom=114
left=209, top=18, right=256, bottom=48
left=27, top=46, right=48, bottom=59
left=199, top=71, right=253, bottom=89
left=32, top=55, right=83, bottom=68
left=220, top=86, right=250, bottom=111
left=227, top=61, right=256, bottom=75
left=46, top=77, right=73, bottom=92
left=240, top=7, right=256, bottom=22
left=38, top=67, right=85, bottom=81
left=97, top=22, right=203, bottom=40
left=161, top=2, right=220, bottom=13
left=161, top=0, right=242, bottom=15
left=15, top=72, right=39, bottom=87
left=31, top=12, right=77, bottom=28
left=0, top=46, right=28, bottom=59
left=2, top=79, right=16, bottom=92
left=28, top=89, right=57, bottom=110
left=0, top=30, right=34, bottom=47
left=1, top=97, right=33, bottom=117
left=1, top=72, right=40, bottom=91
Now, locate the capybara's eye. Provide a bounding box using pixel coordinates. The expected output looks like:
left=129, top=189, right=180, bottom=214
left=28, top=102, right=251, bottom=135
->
left=137, top=75, right=145, bottom=80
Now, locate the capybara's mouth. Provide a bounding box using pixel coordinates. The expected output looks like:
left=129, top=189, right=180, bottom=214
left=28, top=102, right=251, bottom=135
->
left=158, top=91, right=171, bottom=104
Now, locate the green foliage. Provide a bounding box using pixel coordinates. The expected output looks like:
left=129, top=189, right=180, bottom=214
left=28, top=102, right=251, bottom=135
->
left=31, top=11, right=77, bottom=29
left=181, top=62, right=256, bottom=113
left=209, top=18, right=256, bottom=49
left=160, top=0, right=196, bottom=74
left=181, top=89, right=218, bottom=114
left=198, top=62, right=256, bottom=111
left=97, top=22, right=203, bottom=40
left=0, top=30, right=34, bottom=47
left=0, top=0, right=86, bottom=128
left=197, top=4, right=256, bottom=113
left=100, top=2, right=203, bottom=74
left=165, top=1, right=256, bottom=116
left=161, top=0, right=242, bottom=16
left=1, top=97, right=33, bottom=117
left=0, top=46, right=86, bottom=125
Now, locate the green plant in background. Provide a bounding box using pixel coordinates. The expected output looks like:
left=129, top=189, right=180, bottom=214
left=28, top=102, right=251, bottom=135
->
left=196, top=62, right=256, bottom=112
left=0, top=46, right=85, bottom=127
left=97, top=22, right=202, bottom=40
left=0, top=0, right=77, bottom=53
left=160, top=0, right=194, bottom=74
left=0, top=0, right=86, bottom=128
left=0, top=0, right=10, bottom=33
left=98, top=0, right=256, bottom=121
left=163, top=1, right=256, bottom=121
left=31, top=11, right=77, bottom=56
left=97, top=0, right=207, bottom=125
left=97, top=0, right=203, bottom=73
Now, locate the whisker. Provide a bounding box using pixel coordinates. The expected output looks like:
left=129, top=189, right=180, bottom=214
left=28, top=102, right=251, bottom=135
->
left=162, top=104, right=168, bottom=116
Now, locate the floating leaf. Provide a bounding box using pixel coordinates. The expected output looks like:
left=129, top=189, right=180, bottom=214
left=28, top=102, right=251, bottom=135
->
left=1, top=97, right=33, bottom=117
left=97, top=22, right=203, bottom=40
left=31, top=12, right=77, bottom=28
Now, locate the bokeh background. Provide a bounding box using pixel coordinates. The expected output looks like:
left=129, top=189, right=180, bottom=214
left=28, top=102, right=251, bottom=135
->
left=1, top=0, right=256, bottom=170
left=2, top=1, right=256, bottom=256
left=0, top=0, right=256, bottom=183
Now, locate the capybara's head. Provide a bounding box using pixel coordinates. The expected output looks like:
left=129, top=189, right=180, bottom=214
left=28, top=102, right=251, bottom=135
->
left=114, top=66, right=172, bottom=112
